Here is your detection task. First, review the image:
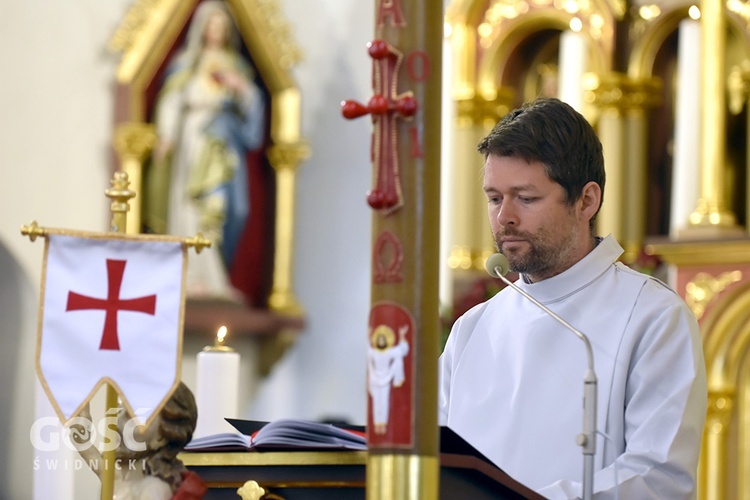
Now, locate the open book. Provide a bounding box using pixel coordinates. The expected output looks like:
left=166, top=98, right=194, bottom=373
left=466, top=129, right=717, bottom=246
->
left=184, top=418, right=367, bottom=452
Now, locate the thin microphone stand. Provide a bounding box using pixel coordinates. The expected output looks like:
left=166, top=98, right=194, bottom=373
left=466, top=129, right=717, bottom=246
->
left=487, top=255, right=597, bottom=500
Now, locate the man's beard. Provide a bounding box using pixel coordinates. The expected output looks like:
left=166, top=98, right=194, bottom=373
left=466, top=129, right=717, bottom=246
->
left=493, top=224, right=579, bottom=279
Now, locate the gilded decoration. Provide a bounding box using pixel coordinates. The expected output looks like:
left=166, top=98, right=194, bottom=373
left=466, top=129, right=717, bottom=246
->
left=707, top=390, right=734, bottom=435
left=113, top=122, right=157, bottom=162
left=109, top=0, right=306, bottom=314
left=446, top=0, right=617, bottom=274
left=111, top=0, right=302, bottom=91
left=472, top=0, right=613, bottom=95
left=448, top=0, right=750, bottom=496
left=728, top=59, right=750, bottom=114
left=113, top=123, right=157, bottom=233
left=646, top=236, right=750, bottom=500
left=590, top=73, right=662, bottom=112
left=645, top=239, right=750, bottom=267
left=455, top=88, right=515, bottom=128
left=685, top=270, right=743, bottom=319
left=109, top=1, right=308, bottom=383
left=698, top=282, right=750, bottom=500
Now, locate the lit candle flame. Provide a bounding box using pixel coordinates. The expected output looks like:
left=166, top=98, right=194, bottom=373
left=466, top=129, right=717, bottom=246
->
left=216, top=326, right=228, bottom=346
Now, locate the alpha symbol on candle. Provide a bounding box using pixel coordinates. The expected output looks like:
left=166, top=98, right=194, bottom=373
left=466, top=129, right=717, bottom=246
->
left=66, top=259, right=157, bottom=351
left=376, top=0, right=406, bottom=28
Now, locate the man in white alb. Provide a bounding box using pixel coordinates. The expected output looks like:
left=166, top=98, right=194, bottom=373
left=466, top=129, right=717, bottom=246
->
left=438, top=98, right=707, bottom=499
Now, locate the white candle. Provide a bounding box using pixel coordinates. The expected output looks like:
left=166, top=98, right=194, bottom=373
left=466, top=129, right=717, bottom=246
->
left=558, top=26, right=587, bottom=113
left=670, top=18, right=702, bottom=237
left=193, top=327, right=240, bottom=438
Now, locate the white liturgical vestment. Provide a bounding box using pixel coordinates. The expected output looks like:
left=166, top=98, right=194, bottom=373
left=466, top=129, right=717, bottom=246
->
left=438, top=235, right=707, bottom=499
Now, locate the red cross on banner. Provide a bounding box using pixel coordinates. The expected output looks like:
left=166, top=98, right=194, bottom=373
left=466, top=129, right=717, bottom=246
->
left=67, top=259, right=157, bottom=350
left=37, top=233, right=186, bottom=426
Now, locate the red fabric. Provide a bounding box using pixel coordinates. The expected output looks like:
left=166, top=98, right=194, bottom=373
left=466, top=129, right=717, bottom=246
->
left=228, top=148, right=275, bottom=307
left=172, top=470, right=207, bottom=500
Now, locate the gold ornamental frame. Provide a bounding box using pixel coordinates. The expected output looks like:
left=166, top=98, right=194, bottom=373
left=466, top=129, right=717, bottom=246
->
left=448, top=1, right=750, bottom=498
left=109, top=0, right=309, bottom=315
left=700, top=281, right=750, bottom=500
left=648, top=238, right=750, bottom=500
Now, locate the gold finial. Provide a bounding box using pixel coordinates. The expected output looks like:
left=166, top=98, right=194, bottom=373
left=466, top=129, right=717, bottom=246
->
left=20, top=220, right=46, bottom=242
left=105, top=171, right=137, bottom=233
left=236, top=480, right=267, bottom=500
left=184, top=232, right=212, bottom=254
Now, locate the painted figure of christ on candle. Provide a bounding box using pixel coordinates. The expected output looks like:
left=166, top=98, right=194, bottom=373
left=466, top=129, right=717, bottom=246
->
left=368, top=323, right=410, bottom=435
left=367, top=303, right=414, bottom=445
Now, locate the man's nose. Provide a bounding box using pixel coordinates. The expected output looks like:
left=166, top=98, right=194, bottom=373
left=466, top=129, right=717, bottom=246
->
left=496, top=201, right=517, bottom=226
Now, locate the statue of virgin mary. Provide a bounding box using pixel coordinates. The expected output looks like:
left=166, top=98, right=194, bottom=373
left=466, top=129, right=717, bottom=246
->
left=148, top=0, right=266, bottom=301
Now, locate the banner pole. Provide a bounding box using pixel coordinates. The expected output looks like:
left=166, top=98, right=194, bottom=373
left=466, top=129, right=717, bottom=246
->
left=100, top=171, right=136, bottom=500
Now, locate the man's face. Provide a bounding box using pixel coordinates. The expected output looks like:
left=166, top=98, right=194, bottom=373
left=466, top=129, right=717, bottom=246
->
left=483, top=154, right=590, bottom=282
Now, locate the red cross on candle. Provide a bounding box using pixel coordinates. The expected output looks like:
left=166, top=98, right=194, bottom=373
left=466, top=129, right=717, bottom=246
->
left=342, top=39, right=417, bottom=214
left=66, top=259, right=156, bottom=351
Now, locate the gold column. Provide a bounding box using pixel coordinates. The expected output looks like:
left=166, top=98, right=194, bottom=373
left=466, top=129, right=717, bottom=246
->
left=686, top=0, right=743, bottom=235
left=366, top=0, right=442, bottom=498
left=729, top=60, right=750, bottom=234
left=449, top=108, right=482, bottom=272
left=700, top=389, right=734, bottom=500
left=592, top=75, right=627, bottom=244
left=267, top=142, right=310, bottom=315
left=623, top=78, right=661, bottom=259
left=592, top=74, right=660, bottom=260
left=623, top=108, right=647, bottom=258
left=112, top=122, right=157, bottom=234
left=449, top=21, right=476, bottom=105
left=450, top=90, right=514, bottom=272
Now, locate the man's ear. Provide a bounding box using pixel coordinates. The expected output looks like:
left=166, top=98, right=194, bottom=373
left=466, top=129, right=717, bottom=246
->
left=579, top=181, right=601, bottom=222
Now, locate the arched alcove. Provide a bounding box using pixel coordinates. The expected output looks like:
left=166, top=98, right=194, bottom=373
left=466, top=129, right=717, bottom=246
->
left=109, top=0, right=308, bottom=376
left=629, top=6, right=750, bottom=236
left=699, top=281, right=750, bottom=500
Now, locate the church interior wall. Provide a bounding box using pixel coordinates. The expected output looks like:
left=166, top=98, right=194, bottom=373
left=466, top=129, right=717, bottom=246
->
left=0, top=242, right=38, bottom=499
left=5, top=0, right=749, bottom=498
left=0, top=0, right=375, bottom=497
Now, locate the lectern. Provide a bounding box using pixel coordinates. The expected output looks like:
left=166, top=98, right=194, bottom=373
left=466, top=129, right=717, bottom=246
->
left=180, top=428, right=544, bottom=499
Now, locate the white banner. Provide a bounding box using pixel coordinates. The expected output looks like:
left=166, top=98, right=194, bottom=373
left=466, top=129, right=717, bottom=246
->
left=37, top=233, right=186, bottom=426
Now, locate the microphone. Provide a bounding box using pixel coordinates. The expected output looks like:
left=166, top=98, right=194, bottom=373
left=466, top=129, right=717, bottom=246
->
left=486, top=253, right=598, bottom=500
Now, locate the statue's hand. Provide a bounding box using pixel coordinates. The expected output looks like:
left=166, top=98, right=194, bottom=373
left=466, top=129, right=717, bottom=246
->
left=65, top=402, right=103, bottom=477
left=68, top=403, right=94, bottom=447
